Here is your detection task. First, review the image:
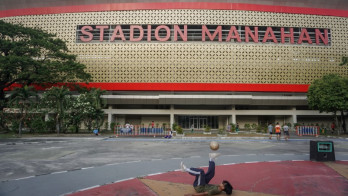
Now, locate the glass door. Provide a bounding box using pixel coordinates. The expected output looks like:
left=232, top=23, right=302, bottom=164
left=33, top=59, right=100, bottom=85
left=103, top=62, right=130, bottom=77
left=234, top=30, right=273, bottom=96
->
left=199, top=118, right=207, bottom=129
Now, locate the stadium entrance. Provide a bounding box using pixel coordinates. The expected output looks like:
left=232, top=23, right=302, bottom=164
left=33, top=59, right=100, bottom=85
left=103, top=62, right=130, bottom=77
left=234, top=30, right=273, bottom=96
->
left=178, top=116, right=218, bottom=129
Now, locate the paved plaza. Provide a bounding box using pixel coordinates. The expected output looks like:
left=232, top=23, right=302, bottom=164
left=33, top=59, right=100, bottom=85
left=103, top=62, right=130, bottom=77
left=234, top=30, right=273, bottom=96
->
left=0, top=135, right=348, bottom=195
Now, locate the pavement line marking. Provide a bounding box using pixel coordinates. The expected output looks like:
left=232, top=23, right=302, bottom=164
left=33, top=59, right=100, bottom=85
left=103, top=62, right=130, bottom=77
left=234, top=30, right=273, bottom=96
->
left=124, top=160, right=141, bottom=164
left=171, top=157, right=182, bottom=159
left=222, top=163, right=236, bottom=165
left=244, top=161, right=260, bottom=164
left=51, top=171, right=68, bottom=174
left=190, top=156, right=201, bottom=158
left=14, top=176, right=35, bottom=180
left=81, top=167, right=94, bottom=170
left=283, top=153, right=295, bottom=155
left=224, top=155, right=240, bottom=157
left=151, top=159, right=162, bottom=161
left=268, top=160, right=282, bottom=162
left=77, top=185, right=100, bottom=192
left=113, top=177, right=134, bottom=183
left=105, top=163, right=120, bottom=166
left=147, top=172, right=164, bottom=176
left=246, top=154, right=257, bottom=156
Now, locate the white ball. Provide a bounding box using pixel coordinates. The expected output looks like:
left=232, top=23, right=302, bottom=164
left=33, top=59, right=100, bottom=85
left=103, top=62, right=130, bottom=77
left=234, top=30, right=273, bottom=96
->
left=210, top=141, right=219, bottom=151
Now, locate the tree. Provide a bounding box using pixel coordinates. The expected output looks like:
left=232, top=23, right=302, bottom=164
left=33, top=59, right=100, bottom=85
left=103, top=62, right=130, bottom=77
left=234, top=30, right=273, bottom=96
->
left=307, top=74, right=348, bottom=134
left=8, top=85, right=38, bottom=136
left=42, top=86, right=71, bottom=134
left=0, top=20, right=91, bottom=110
left=82, top=88, right=106, bottom=131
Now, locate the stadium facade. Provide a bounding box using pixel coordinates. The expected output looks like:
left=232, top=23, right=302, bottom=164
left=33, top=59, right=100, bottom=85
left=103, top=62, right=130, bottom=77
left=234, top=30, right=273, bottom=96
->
left=1, top=0, right=348, bottom=130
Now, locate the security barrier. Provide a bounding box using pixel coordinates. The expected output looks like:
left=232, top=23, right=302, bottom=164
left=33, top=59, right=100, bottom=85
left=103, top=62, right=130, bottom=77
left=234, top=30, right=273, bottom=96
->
left=113, top=125, right=170, bottom=137
left=296, top=126, right=319, bottom=137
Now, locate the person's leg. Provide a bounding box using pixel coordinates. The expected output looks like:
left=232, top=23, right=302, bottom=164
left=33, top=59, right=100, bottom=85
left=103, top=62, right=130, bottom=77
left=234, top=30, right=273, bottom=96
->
left=181, top=162, right=206, bottom=186
left=204, top=160, right=215, bottom=184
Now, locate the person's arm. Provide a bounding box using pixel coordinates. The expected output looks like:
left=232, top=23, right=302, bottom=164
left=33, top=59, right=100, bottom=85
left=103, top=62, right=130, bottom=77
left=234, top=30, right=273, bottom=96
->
left=184, top=192, right=208, bottom=196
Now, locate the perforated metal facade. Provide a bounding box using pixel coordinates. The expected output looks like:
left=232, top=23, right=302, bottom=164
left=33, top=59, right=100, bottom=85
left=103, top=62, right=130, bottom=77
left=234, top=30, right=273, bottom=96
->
left=2, top=9, right=347, bottom=85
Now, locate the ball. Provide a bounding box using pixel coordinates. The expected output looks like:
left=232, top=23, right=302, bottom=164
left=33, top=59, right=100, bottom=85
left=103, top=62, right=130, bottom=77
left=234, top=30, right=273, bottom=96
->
left=210, top=141, right=219, bottom=151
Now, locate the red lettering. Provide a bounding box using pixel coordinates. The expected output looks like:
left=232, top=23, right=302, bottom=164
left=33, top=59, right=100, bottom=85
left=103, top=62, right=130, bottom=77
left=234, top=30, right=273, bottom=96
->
left=298, top=28, right=312, bottom=44
left=155, top=25, right=171, bottom=41
left=262, top=27, right=278, bottom=43
left=111, top=25, right=125, bottom=41
left=226, top=26, right=241, bottom=42
left=202, top=25, right=222, bottom=42
left=147, top=25, right=152, bottom=42
left=281, top=27, right=294, bottom=44
left=174, top=25, right=187, bottom=41
left=130, top=25, right=144, bottom=42
left=80, top=26, right=93, bottom=42
left=96, top=25, right=108, bottom=42
left=245, top=27, right=258, bottom=43
left=315, top=29, right=328, bottom=45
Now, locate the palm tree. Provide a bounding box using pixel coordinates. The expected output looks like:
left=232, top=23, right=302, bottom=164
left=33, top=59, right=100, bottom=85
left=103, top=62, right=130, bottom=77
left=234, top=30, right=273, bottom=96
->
left=43, top=86, right=71, bottom=134
left=8, top=85, right=38, bottom=137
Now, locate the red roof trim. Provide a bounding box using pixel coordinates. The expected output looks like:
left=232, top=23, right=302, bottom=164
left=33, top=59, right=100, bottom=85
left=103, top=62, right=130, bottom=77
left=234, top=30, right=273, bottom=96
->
left=7, top=83, right=309, bottom=93
left=1, top=2, right=347, bottom=18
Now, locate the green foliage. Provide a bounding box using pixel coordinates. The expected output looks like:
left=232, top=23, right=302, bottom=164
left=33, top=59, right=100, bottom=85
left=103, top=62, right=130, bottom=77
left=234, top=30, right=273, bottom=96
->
left=256, top=124, right=263, bottom=133
left=29, top=116, right=47, bottom=133
left=251, top=123, right=257, bottom=130
left=244, top=123, right=251, bottom=131
left=42, top=86, right=71, bottom=134
left=0, top=20, right=91, bottom=110
left=204, top=125, right=211, bottom=132
left=229, top=123, right=236, bottom=132
left=172, top=123, right=178, bottom=131
left=307, top=74, right=348, bottom=113
left=218, top=128, right=225, bottom=135
left=8, top=85, right=38, bottom=136
left=177, top=126, right=183, bottom=134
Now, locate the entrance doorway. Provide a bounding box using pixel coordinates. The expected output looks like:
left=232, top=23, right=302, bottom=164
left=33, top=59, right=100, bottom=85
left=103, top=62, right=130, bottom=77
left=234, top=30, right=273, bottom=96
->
left=178, top=116, right=218, bottom=129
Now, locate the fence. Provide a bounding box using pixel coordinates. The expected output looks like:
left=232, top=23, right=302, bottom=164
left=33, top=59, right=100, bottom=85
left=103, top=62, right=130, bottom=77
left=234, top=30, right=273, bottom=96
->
left=112, top=125, right=171, bottom=137
left=296, top=126, right=319, bottom=137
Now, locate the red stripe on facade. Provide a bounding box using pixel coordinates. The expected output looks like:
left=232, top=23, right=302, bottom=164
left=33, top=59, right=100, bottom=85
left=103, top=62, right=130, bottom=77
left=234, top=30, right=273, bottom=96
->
left=0, top=2, right=347, bottom=18
left=7, top=83, right=309, bottom=93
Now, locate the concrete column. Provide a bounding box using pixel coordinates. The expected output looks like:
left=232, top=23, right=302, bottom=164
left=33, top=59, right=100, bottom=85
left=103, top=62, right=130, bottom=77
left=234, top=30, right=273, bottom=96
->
left=170, top=105, right=174, bottom=130
left=108, top=113, right=112, bottom=130
left=231, top=105, right=236, bottom=124
left=292, top=107, right=297, bottom=124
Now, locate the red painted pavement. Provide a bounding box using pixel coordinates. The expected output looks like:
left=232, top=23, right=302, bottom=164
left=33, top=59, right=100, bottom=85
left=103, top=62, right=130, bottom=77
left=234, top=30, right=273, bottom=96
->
left=69, top=178, right=157, bottom=196
left=68, top=161, right=348, bottom=196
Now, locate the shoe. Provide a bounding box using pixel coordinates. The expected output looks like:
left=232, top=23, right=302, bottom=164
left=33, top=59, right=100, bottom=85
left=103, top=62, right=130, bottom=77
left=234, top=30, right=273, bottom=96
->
left=209, top=153, right=221, bottom=160
left=180, top=161, right=187, bottom=172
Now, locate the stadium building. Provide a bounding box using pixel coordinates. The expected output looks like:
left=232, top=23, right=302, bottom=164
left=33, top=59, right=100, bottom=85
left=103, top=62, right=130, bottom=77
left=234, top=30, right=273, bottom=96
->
left=1, top=0, right=348, bottom=131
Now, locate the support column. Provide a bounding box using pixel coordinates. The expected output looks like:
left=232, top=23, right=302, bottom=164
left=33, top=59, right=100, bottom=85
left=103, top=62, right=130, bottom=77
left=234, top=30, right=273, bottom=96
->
left=107, top=105, right=112, bottom=130
left=291, top=107, right=297, bottom=129
left=170, top=105, right=174, bottom=130
left=231, top=105, right=236, bottom=124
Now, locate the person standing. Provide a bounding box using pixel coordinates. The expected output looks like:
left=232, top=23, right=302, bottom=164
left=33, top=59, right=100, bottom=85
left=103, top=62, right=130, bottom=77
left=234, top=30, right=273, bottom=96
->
left=331, top=122, right=335, bottom=134
left=283, top=124, right=289, bottom=141
left=275, top=122, right=281, bottom=140
left=236, top=123, right=239, bottom=133
left=268, top=123, right=273, bottom=139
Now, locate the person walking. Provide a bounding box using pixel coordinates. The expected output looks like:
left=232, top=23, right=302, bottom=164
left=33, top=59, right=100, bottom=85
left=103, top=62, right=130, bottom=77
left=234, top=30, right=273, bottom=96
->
left=268, top=123, right=273, bottom=139
left=275, top=122, right=281, bottom=140
left=283, top=124, right=289, bottom=141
